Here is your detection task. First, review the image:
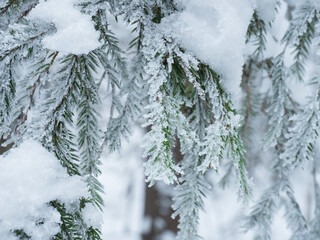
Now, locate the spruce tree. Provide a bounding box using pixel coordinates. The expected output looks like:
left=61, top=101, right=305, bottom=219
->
left=1, top=0, right=320, bottom=239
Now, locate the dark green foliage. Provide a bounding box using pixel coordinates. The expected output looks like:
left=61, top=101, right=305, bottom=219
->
left=12, top=229, right=31, bottom=240
left=51, top=199, right=101, bottom=240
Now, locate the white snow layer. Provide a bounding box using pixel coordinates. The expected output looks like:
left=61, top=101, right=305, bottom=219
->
left=162, top=0, right=254, bottom=103
left=0, top=140, right=88, bottom=240
left=82, top=203, right=103, bottom=230
left=255, top=0, right=279, bottom=23
left=29, top=0, right=101, bottom=54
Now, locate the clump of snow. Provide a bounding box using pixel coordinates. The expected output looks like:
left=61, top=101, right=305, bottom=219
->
left=0, top=140, right=88, bottom=239
left=82, top=203, right=103, bottom=229
left=29, top=0, right=101, bottom=54
left=161, top=0, right=254, bottom=104
left=255, top=0, right=279, bottom=23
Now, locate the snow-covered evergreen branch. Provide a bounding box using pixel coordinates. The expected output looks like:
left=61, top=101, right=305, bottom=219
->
left=281, top=77, right=320, bottom=168
left=283, top=3, right=319, bottom=81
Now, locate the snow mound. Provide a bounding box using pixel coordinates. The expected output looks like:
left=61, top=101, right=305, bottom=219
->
left=162, top=0, right=254, bottom=104
left=0, top=140, right=88, bottom=239
left=255, top=0, right=279, bottom=23
left=29, top=0, right=101, bottom=54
